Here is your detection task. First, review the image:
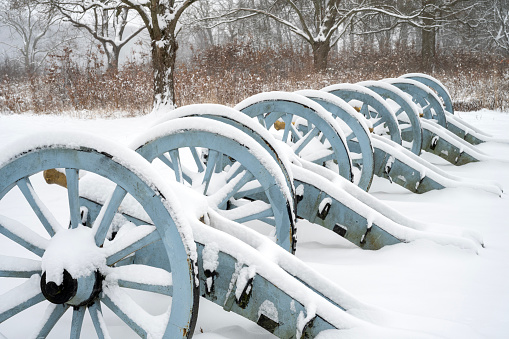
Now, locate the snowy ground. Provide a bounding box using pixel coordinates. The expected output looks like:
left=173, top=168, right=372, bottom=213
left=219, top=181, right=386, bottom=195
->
left=0, top=109, right=508, bottom=338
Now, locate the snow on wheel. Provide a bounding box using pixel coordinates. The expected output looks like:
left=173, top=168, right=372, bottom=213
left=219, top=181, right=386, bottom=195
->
left=0, top=133, right=198, bottom=338
left=400, top=73, right=454, bottom=115
left=234, top=91, right=354, bottom=184
left=322, top=83, right=402, bottom=145
left=295, top=89, right=375, bottom=191
left=383, top=78, right=447, bottom=127
left=357, top=80, right=423, bottom=155
left=131, top=116, right=297, bottom=253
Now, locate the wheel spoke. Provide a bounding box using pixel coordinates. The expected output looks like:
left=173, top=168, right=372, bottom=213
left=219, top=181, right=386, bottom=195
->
left=108, top=265, right=173, bottom=296
left=292, top=126, right=320, bottom=155
left=282, top=114, right=293, bottom=143
left=104, top=225, right=161, bottom=266
left=394, top=107, right=404, bottom=117
left=257, top=115, right=267, bottom=129
left=93, top=185, right=127, bottom=247
left=422, top=103, right=432, bottom=117
left=211, top=169, right=254, bottom=209
left=225, top=162, right=243, bottom=183
left=346, top=132, right=356, bottom=141
left=65, top=168, right=81, bottom=229
left=88, top=302, right=111, bottom=339
left=189, top=147, right=205, bottom=172
left=308, top=151, right=335, bottom=165
left=264, top=111, right=284, bottom=129
left=31, top=304, right=69, bottom=338
left=360, top=103, right=369, bottom=117
left=157, top=154, right=192, bottom=185
left=70, top=306, right=86, bottom=339
left=259, top=217, right=276, bottom=227
left=0, top=216, right=48, bottom=257
left=168, top=149, right=183, bottom=184
left=289, top=123, right=302, bottom=141
left=372, top=117, right=385, bottom=129
left=102, top=285, right=156, bottom=337
left=16, top=177, right=61, bottom=236
left=201, top=150, right=219, bottom=195
left=0, top=255, right=41, bottom=278
left=0, top=275, right=45, bottom=323
left=219, top=200, right=273, bottom=224
left=234, top=181, right=265, bottom=198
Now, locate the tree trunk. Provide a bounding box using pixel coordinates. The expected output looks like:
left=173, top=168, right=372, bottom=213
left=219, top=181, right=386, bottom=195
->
left=105, top=44, right=120, bottom=71
left=152, top=33, right=178, bottom=111
left=421, top=26, right=436, bottom=72
left=421, top=0, right=436, bottom=72
left=312, top=41, right=331, bottom=72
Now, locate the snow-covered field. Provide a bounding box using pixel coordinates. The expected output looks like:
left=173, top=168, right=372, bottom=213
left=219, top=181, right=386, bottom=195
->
left=0, top=109, right=508, bottom=338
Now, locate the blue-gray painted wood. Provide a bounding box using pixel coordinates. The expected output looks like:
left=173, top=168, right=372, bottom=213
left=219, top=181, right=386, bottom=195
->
left=401, top=73, right=454, bottom=114
left=33, top=304, right=69, bottom=338
left=195, top=242, right=338, bottom=337
left=384, top=78, right=447, bottom=128
left=70, top=306, right=86, bottom=339
left=443, top=118, right=485, bottom=145
left=421, top=125, right=480, bottom=165
left=161, top=112, right=295, bottom=211
left=65, top=168, right=81, bottom=230
left=94, top=185, right=128, bottom=246
left=297, top=91, right=375, bottom=192
left=88, top=302, right=108, bottom=339
left=372, top=146, right=445, bottom=193
left=238, top=98, right=354, bottom=183
left=358, top=81, right=423, bottom=155
left=324, top=86, right=403, bottom=145
left=15, top=177, right=59, bottom=236
left=293, top=178, right=402, bottom=249
left=0, top=145, right=199, bottom=338
left=134, top=124, right=296, bottom=254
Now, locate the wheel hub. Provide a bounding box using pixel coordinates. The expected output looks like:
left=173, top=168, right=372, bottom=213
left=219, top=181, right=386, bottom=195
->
left=40, top=270, right=76, bottom=304
left=40, top=226, right=106, bottom=306
left=41, top=270, right=103, bottom=306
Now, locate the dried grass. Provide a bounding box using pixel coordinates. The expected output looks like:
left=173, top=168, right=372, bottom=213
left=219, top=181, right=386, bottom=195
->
left=1, top=41, right=508, bottom=116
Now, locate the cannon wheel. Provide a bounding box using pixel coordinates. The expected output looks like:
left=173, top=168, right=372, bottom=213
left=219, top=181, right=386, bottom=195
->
left=0, top=135, right=198, bottom=338
left=322, top=84, right=402, bottom=145
left=358, top=81, right=423, bottom=155
left=133, top=117, right=297, bottom=254
left=400, top=73, right=454, bottom=114
left=296, top=89, right=375, bottom=191
left=384, top=78, right=447, bottom=128
left=234, top=92, right=353, bottom=183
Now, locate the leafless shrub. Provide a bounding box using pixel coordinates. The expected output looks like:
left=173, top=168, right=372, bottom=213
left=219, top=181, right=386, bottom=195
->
left=1, top=41, right=508, bottom=116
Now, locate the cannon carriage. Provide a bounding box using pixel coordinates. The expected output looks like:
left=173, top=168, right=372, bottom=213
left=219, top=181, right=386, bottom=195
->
left=0, top=73, right=503, bottom=338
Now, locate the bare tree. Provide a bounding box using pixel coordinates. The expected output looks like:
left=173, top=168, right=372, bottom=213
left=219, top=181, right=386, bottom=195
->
left=489, top=0, right=509, bottom=55
left=0, top=0, right=71, bottom=74
left=115, top=0, right=199, bottom=110
left=51, top=0, right=146, bottom=70
left=217, top=0, right=428, bottom=71
left=417, top=0, right=481, bottom=71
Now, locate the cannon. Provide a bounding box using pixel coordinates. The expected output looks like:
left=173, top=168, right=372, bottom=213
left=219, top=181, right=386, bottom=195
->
left=0, top=74, right=502, bottom=338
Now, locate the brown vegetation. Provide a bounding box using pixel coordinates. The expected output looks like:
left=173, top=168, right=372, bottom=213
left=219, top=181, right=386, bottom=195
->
left=1, top=41, right=508, bottom=116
